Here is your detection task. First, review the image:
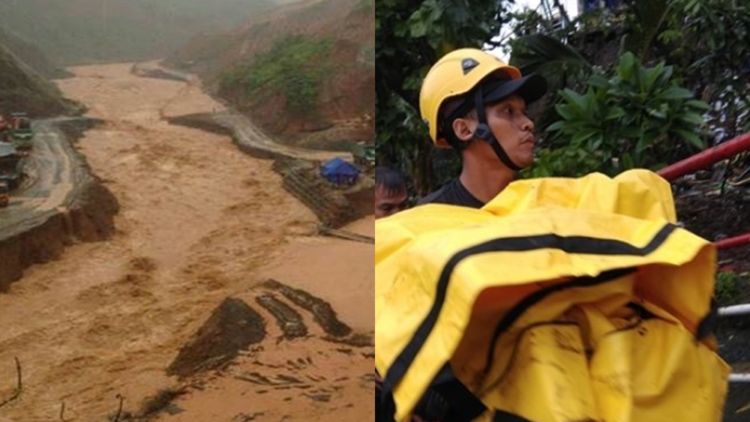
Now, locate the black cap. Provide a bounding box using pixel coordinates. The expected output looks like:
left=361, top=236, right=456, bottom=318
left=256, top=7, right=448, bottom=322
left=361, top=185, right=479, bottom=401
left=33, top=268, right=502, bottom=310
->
left=442, top=73, right=548, bottom=122
left=480, top=73, right=548, bottom=105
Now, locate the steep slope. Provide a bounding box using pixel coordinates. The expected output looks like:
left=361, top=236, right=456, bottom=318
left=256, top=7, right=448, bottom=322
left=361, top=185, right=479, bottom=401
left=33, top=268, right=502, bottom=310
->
left=167, top=0, right=374, bottom=146
left=0, top=41, right=78, bottom=116
left=0, top=28, right=70, bottom=79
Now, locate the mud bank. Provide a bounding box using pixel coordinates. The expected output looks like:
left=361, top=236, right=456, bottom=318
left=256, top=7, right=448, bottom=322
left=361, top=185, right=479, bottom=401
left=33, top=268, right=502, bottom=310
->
left=164, top=113, right=240, bottom=148
left=147, top=277, right=373, bottom=422
left=131, top=62, right=190, bottom=83
left=165, top=112, right=291, bottom=161
left=166, top=113, right=373, bottom=227
left=0, top=119, right=118, bottom=290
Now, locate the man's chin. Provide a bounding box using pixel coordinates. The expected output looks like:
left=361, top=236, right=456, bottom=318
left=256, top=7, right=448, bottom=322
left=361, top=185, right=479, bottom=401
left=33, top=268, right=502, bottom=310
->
left=514, top=154, right=534, bottom=169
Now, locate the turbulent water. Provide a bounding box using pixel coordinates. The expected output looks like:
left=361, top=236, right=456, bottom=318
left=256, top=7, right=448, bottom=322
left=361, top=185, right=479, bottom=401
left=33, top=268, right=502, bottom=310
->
left=0, top=62, right=373, bottom=421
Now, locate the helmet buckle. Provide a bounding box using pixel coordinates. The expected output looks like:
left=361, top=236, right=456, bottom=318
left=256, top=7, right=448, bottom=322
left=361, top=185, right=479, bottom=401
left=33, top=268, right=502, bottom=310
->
left=474, top=123, right=491, bottom=141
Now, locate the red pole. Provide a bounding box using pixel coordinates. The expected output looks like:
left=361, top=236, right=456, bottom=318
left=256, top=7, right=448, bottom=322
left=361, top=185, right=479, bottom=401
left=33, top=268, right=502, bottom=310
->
left=715, top=232, right=750, bottom=250
left=655, top=133, right=750, bottom=249
left=658, top=133, right=750, bottom=181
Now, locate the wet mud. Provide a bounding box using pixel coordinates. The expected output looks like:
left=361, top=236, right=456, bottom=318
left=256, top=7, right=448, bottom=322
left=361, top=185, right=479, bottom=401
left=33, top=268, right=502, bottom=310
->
left=0, top=119, right=119, bottom=290
left=167, top=298, right=267, bottom=379
left=262, top=278, right=352, bottom=338
left=255, top=294, right=308, bottom=339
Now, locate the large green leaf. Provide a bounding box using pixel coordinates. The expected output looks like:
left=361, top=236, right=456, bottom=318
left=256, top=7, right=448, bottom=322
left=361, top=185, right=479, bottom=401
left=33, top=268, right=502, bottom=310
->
left=661, top=86, right=693, bottom=100
left=616, top=52, right=637, bottom=81
left=678, top=112, right=705, bottom=125
left=686, top=99, right=711, bottom=111
left=554, top=103, right=575, bottom=120
left=674, top=128, right=706, bottom=150
left=545, top=121, right=565, bottom=132
left=560, top=88, right=588, bottom=115
left=605, top=106, right=626, bottom=121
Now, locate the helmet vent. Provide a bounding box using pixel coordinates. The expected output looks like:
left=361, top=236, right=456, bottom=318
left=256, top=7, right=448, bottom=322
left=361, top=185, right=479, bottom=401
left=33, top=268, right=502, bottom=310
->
left=461, top=58, right=479, bottom=74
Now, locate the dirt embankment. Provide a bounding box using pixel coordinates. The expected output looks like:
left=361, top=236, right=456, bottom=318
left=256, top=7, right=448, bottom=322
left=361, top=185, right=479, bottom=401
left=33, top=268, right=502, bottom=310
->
left=131, top=63, right=189, bottom=83
left=160, top=91, right=373, bottom=228
left=167, top=0, right=374, bottom=146
left=0, top=119, right=118, bottom=290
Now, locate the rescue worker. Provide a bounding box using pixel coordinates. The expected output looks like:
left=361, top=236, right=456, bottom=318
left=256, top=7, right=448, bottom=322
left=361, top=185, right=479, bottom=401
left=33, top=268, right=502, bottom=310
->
left=418, top=48, right=547, bottom=208
left=374, top=166, right=408, bottom=219
left=382, top=48, right=548, bottom=422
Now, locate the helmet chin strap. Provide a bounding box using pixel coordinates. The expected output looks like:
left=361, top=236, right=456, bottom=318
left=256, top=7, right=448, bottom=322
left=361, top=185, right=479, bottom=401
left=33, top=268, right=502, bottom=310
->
left=472, top=89, right=523, bottom=172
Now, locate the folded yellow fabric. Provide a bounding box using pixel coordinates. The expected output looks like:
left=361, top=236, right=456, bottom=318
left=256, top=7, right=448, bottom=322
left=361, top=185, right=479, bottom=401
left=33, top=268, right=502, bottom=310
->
left=376, top=170, right=729, bottom=422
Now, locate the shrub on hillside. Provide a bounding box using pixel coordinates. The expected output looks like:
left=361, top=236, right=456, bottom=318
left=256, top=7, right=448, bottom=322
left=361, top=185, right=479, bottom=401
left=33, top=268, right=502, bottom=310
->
left=219, top=35, right=332, bottom=115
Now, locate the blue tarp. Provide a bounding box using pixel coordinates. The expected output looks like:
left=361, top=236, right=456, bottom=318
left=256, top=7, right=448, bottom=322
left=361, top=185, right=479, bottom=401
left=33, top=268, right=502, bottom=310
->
left=320, top=157, right=360, bottom=185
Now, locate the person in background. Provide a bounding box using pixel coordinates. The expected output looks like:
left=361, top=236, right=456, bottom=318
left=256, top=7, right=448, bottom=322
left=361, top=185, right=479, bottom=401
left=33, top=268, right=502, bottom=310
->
left=375, top=166, right=408, bottom=218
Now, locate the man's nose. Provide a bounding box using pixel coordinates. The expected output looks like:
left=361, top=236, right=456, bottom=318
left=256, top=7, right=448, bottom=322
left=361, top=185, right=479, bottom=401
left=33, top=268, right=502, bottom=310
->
left=521, top=114, right=534, bottom=132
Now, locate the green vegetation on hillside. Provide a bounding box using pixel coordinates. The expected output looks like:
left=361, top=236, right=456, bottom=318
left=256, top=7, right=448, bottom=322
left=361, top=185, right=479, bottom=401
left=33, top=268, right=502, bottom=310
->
left=220, top=35, right=332, bottom=115
left=172, top=0, right=373, bottom=137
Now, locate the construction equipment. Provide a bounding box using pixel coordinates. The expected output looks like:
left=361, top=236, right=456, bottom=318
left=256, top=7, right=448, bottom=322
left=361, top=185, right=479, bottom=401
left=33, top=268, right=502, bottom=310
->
left=352, top=144, right=375, bottom=168
left=0, top=143, right=22, bottom=191
left=0, top=115, right=10, bottom=143
left=8, top=112, right=33, bottom=153
left=0, top=182, right=8, bottom=208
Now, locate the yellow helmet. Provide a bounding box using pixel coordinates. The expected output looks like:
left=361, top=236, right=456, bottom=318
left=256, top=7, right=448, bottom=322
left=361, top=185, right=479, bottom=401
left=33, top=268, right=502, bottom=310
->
left=419, top=48, right=545, bottom=149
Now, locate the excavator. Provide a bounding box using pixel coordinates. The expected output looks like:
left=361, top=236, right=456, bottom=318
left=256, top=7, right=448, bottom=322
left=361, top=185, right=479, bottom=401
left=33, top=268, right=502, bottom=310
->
left=8, top=112, right=33, bottom=153
left=0, top=143, right=22, bottom=208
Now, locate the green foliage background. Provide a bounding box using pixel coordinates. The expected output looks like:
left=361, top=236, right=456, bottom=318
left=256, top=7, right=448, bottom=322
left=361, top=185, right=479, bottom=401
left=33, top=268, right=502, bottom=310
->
left=534, top=52, right=709, bottom=176
left=376, top=0, right=513, bottom=194
left=376, top=0, right=750, bottom=194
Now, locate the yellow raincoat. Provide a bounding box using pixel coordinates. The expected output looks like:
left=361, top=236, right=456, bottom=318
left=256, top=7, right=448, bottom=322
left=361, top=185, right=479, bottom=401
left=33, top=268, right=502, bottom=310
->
left=375, top=170, right=729, bottom=422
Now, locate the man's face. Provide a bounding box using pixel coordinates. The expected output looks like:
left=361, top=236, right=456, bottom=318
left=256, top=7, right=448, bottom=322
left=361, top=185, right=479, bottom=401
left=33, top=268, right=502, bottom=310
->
left=374, top=186, right=408, bottom=218
left=484, top=95, right=536, bottom=168
left=454, top=95, right=536, bottom=169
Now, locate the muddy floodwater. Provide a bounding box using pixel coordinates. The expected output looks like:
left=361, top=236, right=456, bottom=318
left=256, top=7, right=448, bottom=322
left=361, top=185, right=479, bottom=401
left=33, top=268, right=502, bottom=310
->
left=0, top=63, right=373, bottom=421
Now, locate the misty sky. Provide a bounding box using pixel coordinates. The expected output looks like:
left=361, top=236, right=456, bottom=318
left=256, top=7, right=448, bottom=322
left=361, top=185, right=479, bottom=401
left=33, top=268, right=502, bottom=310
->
left=0, top=0, right=295, bottom=64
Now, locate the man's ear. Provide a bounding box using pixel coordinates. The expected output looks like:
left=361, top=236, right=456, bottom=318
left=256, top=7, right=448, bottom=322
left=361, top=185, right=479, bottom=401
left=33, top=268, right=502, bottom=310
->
left=451, top=117, right=477, bottom=143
